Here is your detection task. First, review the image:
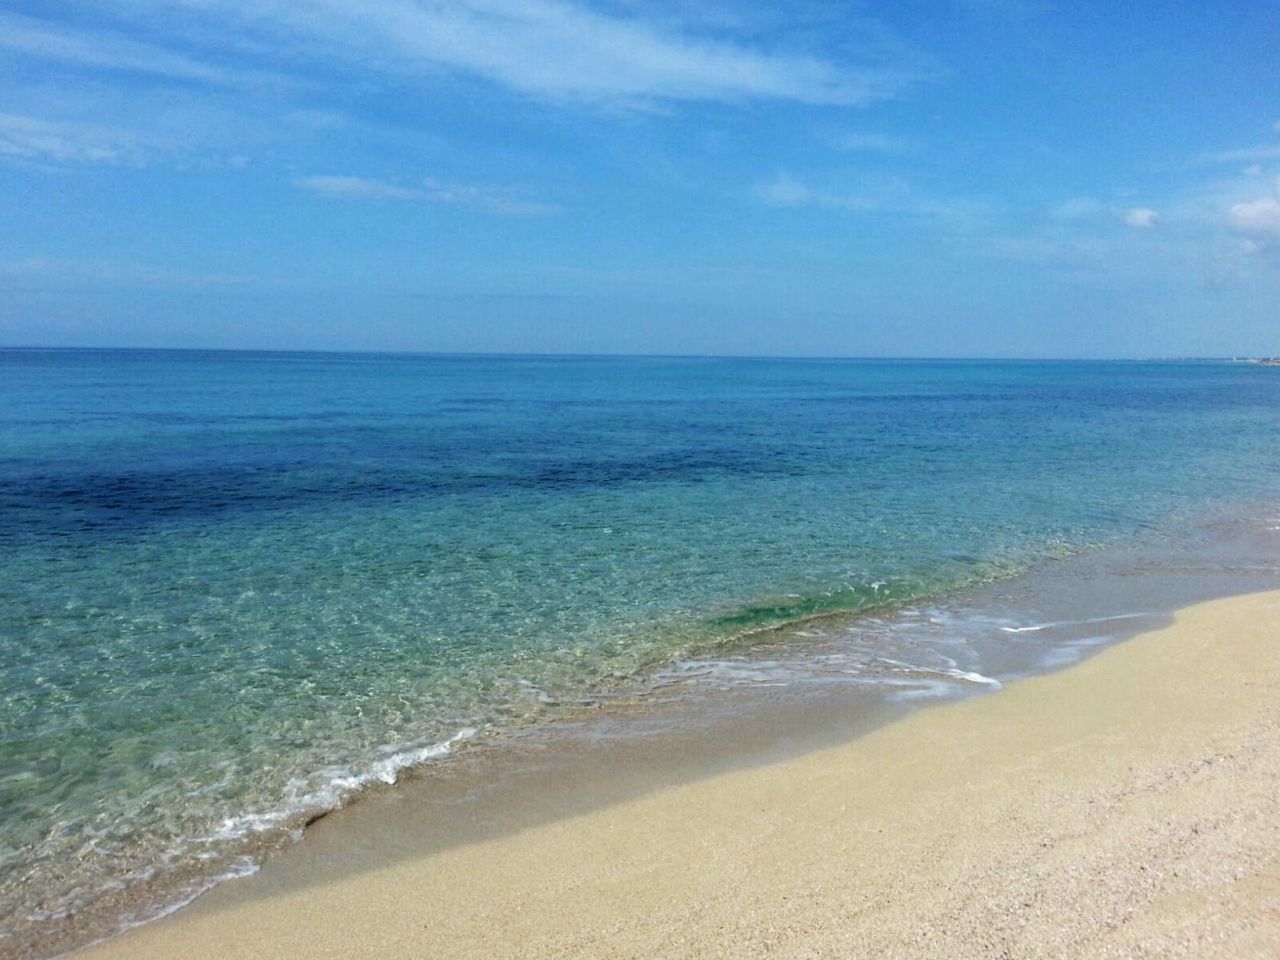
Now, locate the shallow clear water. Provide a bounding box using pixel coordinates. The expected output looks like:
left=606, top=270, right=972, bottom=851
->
left=2, top=351, right=1279, bottom=948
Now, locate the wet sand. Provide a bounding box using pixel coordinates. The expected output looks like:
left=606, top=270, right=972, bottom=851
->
left=78, top=589, right=1280, bottom=959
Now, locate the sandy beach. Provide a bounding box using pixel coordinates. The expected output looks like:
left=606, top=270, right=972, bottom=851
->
left=78, top=590, right=1280, bottom=959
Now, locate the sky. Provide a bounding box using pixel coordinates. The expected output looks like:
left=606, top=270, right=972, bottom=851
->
left=1, top=1, right=1278, bottom=357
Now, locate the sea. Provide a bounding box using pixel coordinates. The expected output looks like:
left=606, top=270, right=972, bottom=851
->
left=2, top=349, right=1279, bottom=957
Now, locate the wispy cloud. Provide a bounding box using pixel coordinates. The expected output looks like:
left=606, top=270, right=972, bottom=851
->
left=1006, top=169, right=1280, bottom=282
left=754, top=171, right=900, bottom=212
left=0, top=12, right=281, bottom=89
left=423, top=178, right=560, bottom=215
left=296, top=174, right=558, bottom=214
left=1049, top=197, right=1105, bottom=221
left=1153, top=168, right=1280, bottom=259
left=294, top=175, right=423, bottom=200
left=0, top=255, right=252, bottom=288
left=1049, top=197, right=1160, bottom=229
left=1122, top=207, right=1158, bottom=229
left=0, top=112, right=155, bottom=165
left=0, top=107, right=263, bottom=169
left=828, top=131, right=913, bottom=154
left=753, top=172, right=818, bottom=208
left=1196, top=143, right=1280, bottom=165
left=63, top=1, right=928, bottom=108
left=753, top=171, right=983, bottom=222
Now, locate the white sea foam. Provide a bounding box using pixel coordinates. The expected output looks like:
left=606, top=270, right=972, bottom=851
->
left=72, top=730, right=488, bottom=951
left=651, top=658, right=793, bottom=689
left=202, top=726, right=477, bottom=845
left=999, top=611, right=1151, bottom=634
left=879, top=678, right=956, bottom=701
left=875, top=657, right=1002, bottom=689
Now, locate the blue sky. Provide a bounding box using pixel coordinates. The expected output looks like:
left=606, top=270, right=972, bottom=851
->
left=2, top=1, right=1278, bottom=356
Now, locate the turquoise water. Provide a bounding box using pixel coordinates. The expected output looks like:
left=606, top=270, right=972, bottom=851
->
left=2, top=351, right=1279, bottom=948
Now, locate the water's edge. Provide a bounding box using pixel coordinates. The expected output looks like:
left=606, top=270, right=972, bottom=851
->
left=37, top=501, right=1280, bottom=960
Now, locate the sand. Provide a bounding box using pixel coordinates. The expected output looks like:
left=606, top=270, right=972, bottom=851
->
left=79, top=591, right=1280, bottom=959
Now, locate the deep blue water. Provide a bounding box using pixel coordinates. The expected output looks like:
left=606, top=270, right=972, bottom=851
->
left=2, top=350, right=1279, bottom=946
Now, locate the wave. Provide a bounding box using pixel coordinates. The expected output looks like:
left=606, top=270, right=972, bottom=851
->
left=200, top=727, right=478, bottom=845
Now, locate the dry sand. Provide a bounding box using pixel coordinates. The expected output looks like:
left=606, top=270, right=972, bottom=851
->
left=80, top=591, right=1280, bottom=959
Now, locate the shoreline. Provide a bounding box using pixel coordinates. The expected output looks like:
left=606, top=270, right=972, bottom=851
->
left=75, top=587, right=1280, bottom=959
left=15, top=507, right=1276, bottom=959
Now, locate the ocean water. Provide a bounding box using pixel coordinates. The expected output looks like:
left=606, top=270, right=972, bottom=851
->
left=2, top=350, right=1279, bottom=952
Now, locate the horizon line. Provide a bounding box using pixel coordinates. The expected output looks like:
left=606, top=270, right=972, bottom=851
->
left=0, top=344, right=1255, bottom=364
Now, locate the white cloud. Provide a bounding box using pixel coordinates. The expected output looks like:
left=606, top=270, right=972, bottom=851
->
left=1122, top=207, right=1158, bottom=229
left=0, top=12, right=281, bottom=89
left=0, top=87, right=322, bottom=170
left=988, top=169, right=1280, bottom=281
left=752, top=171, right=984, bottom=223
left=1049, top=199, right=1159, bottom=229
left=1050, top=197, right=1104, bottom=221
left=829, top=131, right=911, bottom=154
left=294, top=176, right=422, bottom=200
left=295, top=174, right=558, bottom=213
left=0, top=255, right=250, bottom=288
left=1228, top=197, right=1280, bottom=236
left=95, top=0, right=926, bottom=107
left=753, top=171, right=885, bottom=211
left=1198, top=144, right=1280, bottom=165
left=2, top=6, right=930, bottom=177
left=1223, top=177, right=1280, bottom=258
left=423, top=178, right=559, bottom=215
left=0, top=112, right=154, bottom=165
left=753, top=172, right=813, bottom=207
left=747, top=172, right=890, bottom=212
